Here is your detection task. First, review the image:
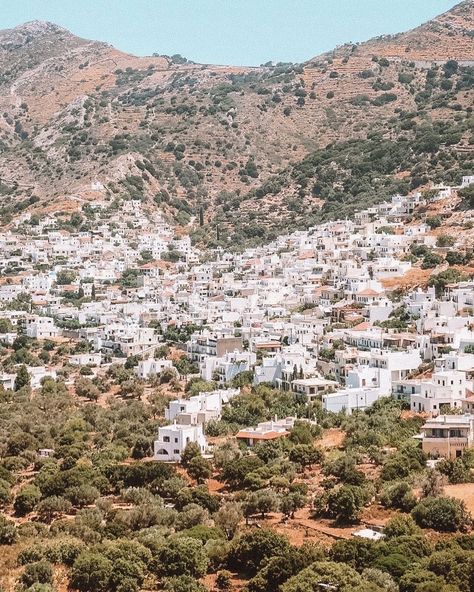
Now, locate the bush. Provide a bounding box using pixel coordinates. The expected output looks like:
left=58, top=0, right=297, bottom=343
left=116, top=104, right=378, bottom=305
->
left=326, top=485, right=372, bottom=523
left=21, top=561, right=54, bottom=587
left=380, top=481, right=416, bottom=512
left=71, top=552, right=113, bottom=592
left=384, top=515, right=419, bottom=538
left=156, top=537, right=209, bottom=578
left=228, top=529, right=290, bottom=576
left=0, top=515, right=17, bottom=544
left=14, top=484, right=42, bottom=516
left=411, top=497, right=471, bottom=532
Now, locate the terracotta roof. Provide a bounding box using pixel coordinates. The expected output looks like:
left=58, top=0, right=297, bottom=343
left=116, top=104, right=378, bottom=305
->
left=357, top=289, right=382, bottom=296
left=352, top=321, right=371, bottom=331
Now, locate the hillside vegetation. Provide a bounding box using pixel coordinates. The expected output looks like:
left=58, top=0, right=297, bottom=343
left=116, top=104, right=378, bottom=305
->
left=0, top=2, right=472, bottom=242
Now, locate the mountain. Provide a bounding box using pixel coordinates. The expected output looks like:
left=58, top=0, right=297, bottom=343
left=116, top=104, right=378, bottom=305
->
left=0, top=2, right=472, bottom=246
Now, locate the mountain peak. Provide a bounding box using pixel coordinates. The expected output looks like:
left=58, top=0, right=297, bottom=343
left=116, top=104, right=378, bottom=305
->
left=14, top=20, right=68, bottom=34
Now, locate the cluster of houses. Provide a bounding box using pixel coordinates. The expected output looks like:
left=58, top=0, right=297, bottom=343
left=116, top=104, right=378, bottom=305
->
left=1, top=177, right=474, bottom=460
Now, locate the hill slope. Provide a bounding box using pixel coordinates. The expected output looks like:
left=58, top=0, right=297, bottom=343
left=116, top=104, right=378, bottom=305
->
left=0, top=2, right=472, bottom=242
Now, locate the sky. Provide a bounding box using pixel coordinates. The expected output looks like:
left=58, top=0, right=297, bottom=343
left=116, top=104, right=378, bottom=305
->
left=1, top=0, right=459, bottom=66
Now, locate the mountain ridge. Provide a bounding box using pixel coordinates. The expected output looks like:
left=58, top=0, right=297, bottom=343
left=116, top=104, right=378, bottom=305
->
left=0, top=1, right=472, bottom=245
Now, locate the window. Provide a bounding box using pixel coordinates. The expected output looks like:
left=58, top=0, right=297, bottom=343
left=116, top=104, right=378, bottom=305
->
left=174, top=438, right=178, bottom=443
left=174, top=449, right=180, bottom=454
left=163, top=436, right=170, bottom=443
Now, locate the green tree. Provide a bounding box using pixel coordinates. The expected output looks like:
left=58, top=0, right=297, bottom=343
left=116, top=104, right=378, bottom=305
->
left=156, top=537, right=209, bottom=578
left=282, top=561, right=364, bottom=592
left=71, top=552, right=113, bottom=592
left=0, top=515, right=17, bottom=544
left=180, top=442, right=202, bottom=468
left=228, top=529, right=290, bottom=576
left=37, top=496, right=73, bottom=523
left=131, top=436, right=152, bottom=460
left=56, top=269, right=77, bottom=285
left=326, top=485, right=369, bottom=524
left=380, top=481, right=417, bottom=512
left=21, top=561, right=54, bottom=587
left=214, top=502, right=243, bottom=540
left=216, top=570, right=232, bottom=591
left=75, top=377, right=100, bottom=401
left=162, top=576, right=207, bottom=592
left=14, top=484, right=42, bottom=516
left=289, top=444, right=323, bottom=468
left=14, top=364, right=30, bottom=391
left=187, top=456, right=213, bottom=484
left=281, top=491, right=306, bottom=519
left=411, top=497, right=471, bottom=532
left=384, top=514, right=419, bottom=538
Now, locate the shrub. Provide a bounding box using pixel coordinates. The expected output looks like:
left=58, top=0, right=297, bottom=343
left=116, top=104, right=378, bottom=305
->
left=380, top=481, right=416, bottom=512
left=14, top=484, right=42, bottom=516
left=228, top=529, right=290, bottom=576
left=411, top=497, right=471, bottom=532
left=384, top=515, right=419, bottom=538
left=21, top=561, right=54, bottom=587
left=0, top=515, right=17, bottom=544
left=71, top=552, right=113, bottom=592
left=156, top=537, right=209, bottom=578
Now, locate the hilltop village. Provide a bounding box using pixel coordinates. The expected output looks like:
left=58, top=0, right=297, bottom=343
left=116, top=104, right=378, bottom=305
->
left=1, top=177, right=474, bottom=458
left=1, top=177, right=474, bottom=591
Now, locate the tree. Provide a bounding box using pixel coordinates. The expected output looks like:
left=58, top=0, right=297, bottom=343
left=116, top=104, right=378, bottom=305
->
left=281, top=491, right=306, bottom=518
left=216, top=570, right=232, bottom=591
left=429, top=269, right=466, bottom=296
left=71, top=552, right=113, bottom=592
left=37, top=496, right=72, bottom=523
left=436, top=234, right=455, bottom=247
left=326, top=485, right=369, bottom=524
left=214, top=502, right=243, bottom=540
left=289, top=444, right=323, bottom=468
left=228, top=529, right=290, bottom=576
left=221, top=456, right=264, bottom=489
left=361, top=569, right=397, bottom=592
left=156, top=537, right=209, bottom=578
left=0, top=479, right=11, bottom=507
left=411, top=497, right=471, bottom=532
left=383, top=515, right=419, bottom=538
left=21, top=561, right=54, bottom=587
left=246, top=489, right=280, bottom=519
left=56, top=269, right=77, bottom=285
left=65, top=484, right=100, bottom=508
left=14, top=484, right=42, bottom=516
left=0, top=318, right=13, bottom=332
left=162, top=576, right=207, bottom=592
left=14, top=364, right=30, bottom=391
left=380, top=481, right=417, bottom=512
left=0, top=515, right=17, bottom=544
left=282, top=561, right=364, bottom=592
left=213, top=441, right=241, bottom=469
left=75, top=377, right=100, bottom=401
left=187, top=456, right=212, bottom=484
left=420, top=469, right=446, bottom=498
left=180, top=442, right=202, bottom=469
left=399, top=568, right=445, bottom=592
left=131, top=436, right=152, bottom=460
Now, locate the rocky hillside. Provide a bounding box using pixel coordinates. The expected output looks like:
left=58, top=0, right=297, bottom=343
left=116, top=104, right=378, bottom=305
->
left=0, top=2, right=472, bottom=244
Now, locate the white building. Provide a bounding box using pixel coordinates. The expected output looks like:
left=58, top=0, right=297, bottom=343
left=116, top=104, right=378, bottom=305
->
left=153, top=424, right=207, bottom=462
left=165, top=388, right=239, bottom=425
left=135, top=358, right=175, bottom=379
left=25, top=316, right=59, bottom=340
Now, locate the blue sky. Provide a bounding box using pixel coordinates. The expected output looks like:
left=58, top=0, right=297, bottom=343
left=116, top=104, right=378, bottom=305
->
left=2, top=0, right=458, bottom=66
